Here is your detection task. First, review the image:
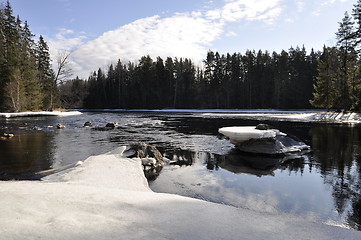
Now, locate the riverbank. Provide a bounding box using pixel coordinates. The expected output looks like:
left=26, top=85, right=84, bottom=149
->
left=0, top=111, right=82, bottom=118
left=201, top=111, right=361, bottom=124
left=2, top=109, right=360, bottom=124
left=0, top=148, right=360, bottom=240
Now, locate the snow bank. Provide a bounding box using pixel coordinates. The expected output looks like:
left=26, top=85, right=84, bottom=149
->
left=0, top=148, right=360, bottom=240
left=0, top=111, right=82, bottom=118
left=203, top=111, right=361, bottom=124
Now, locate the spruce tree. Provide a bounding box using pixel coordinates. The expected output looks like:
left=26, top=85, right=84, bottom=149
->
left=36, top=35, right=54, bottom=110
left=353, top=0, right=361, bottom=49
left=335, top=11, right=358, bottom=110
left=20, top=21, right=41, bottom=110
left=310, top=47, right=339, bottom=109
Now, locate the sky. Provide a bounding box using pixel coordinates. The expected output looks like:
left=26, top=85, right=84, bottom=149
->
left=8, top=0, right=357, bottom=79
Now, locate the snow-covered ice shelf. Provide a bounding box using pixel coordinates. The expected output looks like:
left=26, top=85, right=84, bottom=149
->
left=203, top=111, right=361, bottom=124
left=0, top=147, right=360, bottom=240
left=0, top=111, right=82, bottom=118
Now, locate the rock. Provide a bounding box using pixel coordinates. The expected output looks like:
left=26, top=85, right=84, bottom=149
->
left=130, top=142, right=164, bottom=167
left=219, top=125, right=310, bottom=156
left=84, top=121, right=92, bottom=127
left=141, top=157, right=157, bottom=166
left=105, top=122, right=118, bottom=128
left=56, top=124, right=65, bottom=129
left=255, top=123, right=273, bottom=130
left=237, top=134, right=310, bottom=155
left=3, top=133, right=14, bottom=138
left=18, top=123, right=27, bottom=129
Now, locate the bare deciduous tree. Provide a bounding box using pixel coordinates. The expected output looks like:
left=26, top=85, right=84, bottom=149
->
left=50, top=50, right=72, bottom=110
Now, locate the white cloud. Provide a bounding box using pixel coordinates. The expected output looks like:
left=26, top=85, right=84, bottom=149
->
left=69, top=15, right=223, bottom=78
left=206, top=0, right=282, bottom=23
left=321, top=0, right=348, bottom=6
left=296, top=0, right=305, bottom=12
left=48, top=28, right=87, bottom=59
left=61, top=0, right=283, bottom=78
left=226, top=31, right=238, bottom=37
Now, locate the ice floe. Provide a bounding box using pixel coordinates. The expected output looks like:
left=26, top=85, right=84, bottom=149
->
left=219, top=125, right=311, bottom=155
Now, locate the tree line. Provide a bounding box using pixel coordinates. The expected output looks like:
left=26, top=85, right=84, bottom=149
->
left=63, top=1, right=361, bottom=110
left=312, top=0, right=361, bottom=110
left=1, top=0, right=361, bottom=111
left=67, top=48, right=318, bottom=109
left=0, top=0, right=59, bottom=112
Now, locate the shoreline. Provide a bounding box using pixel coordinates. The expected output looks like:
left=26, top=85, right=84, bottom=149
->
left=0, top=110, right=83, bottom=118
left=0, top=148, right=360, bottom=239
left=201, top=111, right=361, bottom=124
left=2, top=109, right=361, bottom=124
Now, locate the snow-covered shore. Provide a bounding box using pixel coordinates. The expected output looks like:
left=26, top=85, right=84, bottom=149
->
left=0, top=111, right=82, bottom=118
left=202, top=111, right=361, bottom=124
left=0, top=148, right=360, bottom=240
left=79, top=108, right=361, bottom=124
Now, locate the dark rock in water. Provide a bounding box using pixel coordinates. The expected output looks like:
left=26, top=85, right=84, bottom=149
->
left=56, top=124, right=65, bottom=129
left=130, top=142, right=164, bottom=167
left=32, top=126, right=43, bottom=131
left=84, top=121, right=92, bottom=127
left=219, top=125, right=310, bottom=156
left=236, top=134, right=310, bottom=155
left=18, top=122, right=28, bottom=129
left=2, top=133, right=14, bottom=138
left=255, top=123, right=273, bottom=130
left=105, top=122, right=118, bottom=128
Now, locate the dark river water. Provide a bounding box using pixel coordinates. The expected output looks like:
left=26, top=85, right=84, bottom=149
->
left=0, top=111, right=360, bottom=231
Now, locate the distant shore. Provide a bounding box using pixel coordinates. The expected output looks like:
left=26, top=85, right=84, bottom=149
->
left=0, top=111, right=82, bottom=118
left=1, top=109, right=360, bottom=124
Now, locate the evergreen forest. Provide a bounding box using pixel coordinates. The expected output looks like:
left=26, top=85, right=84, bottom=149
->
left=0, top=1, right=58, bottom=112
left=1, top=0, right=361, bottom=112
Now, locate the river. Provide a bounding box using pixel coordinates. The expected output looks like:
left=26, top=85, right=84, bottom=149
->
left=0, top=110, right=360, bottom=230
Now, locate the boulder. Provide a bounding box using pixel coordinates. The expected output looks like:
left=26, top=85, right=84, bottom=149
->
left=84, top=121, right=92, bottom=127
left=3, top=133, right=14, bottom=138
left=219, top=125, right=310, bottom=156
left=130, top=142, right=164, bottom=167
left=56, top=124, right=65, bottom=129
left=105, top=122, right=118, bottom=128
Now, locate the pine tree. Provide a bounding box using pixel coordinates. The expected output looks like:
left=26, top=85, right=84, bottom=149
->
left=310, top=47, right=339, bottom=109
left=20, top=20, right=41, bottom=110
left=1, top=0, right=24, bottom=111
left=353, top=0, right=361, bottom=49
left=0, top=1, right=56, bottom=112
left=336, top=11, right=358, bottom=110
left=36, top=35, right=54, bottom=110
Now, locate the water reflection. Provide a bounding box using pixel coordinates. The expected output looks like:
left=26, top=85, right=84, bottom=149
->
left=310, top=126, right=361, bottom=230
left=0, top=131, right=54, bottom=180
left=152, top=123, right=361, bottom=230
left=1, top=112, right=361, bottom=230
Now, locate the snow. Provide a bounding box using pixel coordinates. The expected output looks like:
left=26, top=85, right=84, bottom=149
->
left=0, top=147, right=360, bottom=240
left=219, top=126, right=279, bottom=143
left=0, top=111, right=82, bottom=118
left=203, top=111, right=361, bottom=124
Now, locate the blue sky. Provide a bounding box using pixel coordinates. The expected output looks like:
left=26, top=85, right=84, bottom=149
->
left=9, top=0, right=357, bottom=78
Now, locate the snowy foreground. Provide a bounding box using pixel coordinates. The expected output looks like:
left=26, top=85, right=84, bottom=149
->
left=0, top=148, right=360, bottom=240
left=0, top=111, right=82, bottom=118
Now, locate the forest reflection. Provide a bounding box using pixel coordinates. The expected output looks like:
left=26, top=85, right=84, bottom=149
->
left=165, top=125, right=361, bottom=230
left=311, top=126, right=361, bottom=230
left=0, top=132, right=54, bottom=180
